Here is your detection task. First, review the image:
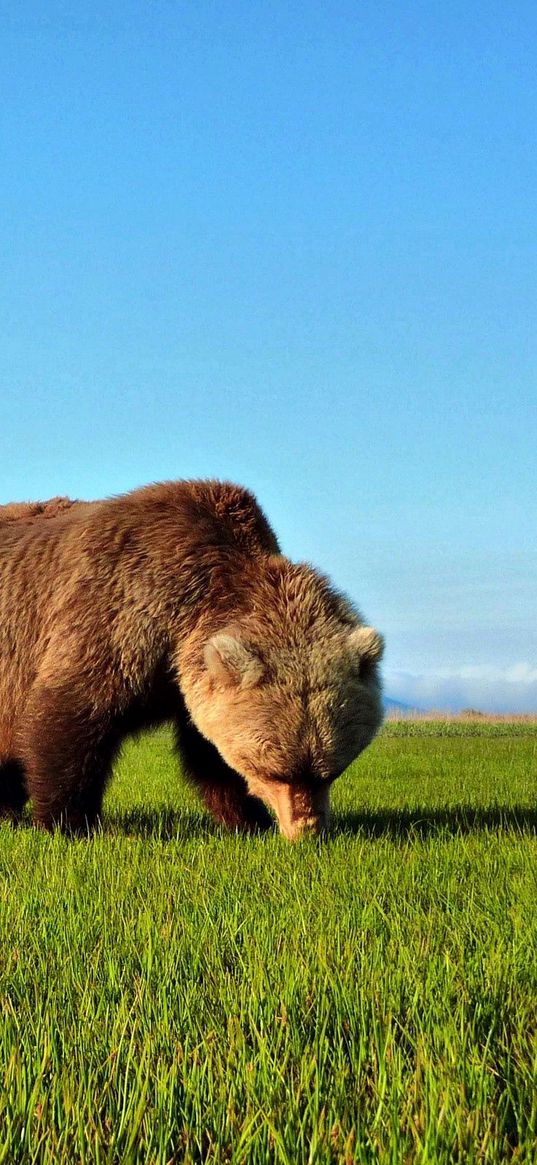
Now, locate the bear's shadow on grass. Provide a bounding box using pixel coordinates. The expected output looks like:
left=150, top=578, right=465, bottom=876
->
left=331, top=806, right=537, bottom=839
left=104, top=805, right=537, bottom=841
left=106, top=807, right=215, bottom=841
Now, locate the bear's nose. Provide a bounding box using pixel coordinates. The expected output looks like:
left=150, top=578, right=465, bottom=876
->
left=281, top=812, right=327, bottom=841
left=272, top=783, right=330, bottom=841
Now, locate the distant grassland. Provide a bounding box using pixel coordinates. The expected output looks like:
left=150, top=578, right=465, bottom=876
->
left=382, top=716, right=537, bottom=737
left=1, top=722, right=536, bottom=1164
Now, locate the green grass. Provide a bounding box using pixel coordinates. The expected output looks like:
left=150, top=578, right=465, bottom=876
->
left=1, top=724, right=537, bottom=1163
left=382, top=717, right=537, bottom=738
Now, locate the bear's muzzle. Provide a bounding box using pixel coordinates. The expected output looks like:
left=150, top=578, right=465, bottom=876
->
left=248, top=779, right=330, bottom=840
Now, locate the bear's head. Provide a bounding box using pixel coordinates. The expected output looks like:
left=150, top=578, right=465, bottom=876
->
left=182, top=560, right=384, bottom=839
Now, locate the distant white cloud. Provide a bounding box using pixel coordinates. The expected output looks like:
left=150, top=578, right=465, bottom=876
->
left=385, top=662, right=537, bottom=714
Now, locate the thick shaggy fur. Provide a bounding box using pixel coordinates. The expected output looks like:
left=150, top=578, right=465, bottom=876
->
left=0, top=496, right=83, bottom=523
left=0, top=481, right=384, bottom=838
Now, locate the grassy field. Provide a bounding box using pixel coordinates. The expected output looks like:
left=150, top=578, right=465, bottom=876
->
left=1, top=721, right=537, bottom=1164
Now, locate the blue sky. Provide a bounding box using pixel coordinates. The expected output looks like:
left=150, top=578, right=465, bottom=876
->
left=1, top=2, right=536, bottom=711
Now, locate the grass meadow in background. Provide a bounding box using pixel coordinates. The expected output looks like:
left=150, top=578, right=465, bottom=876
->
left=1, top=720, right=537, bottom=1163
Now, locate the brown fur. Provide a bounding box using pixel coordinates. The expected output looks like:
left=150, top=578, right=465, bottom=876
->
left=0, top=497, right=83, bottom=523
left=0, top=480, right=384, bottom=838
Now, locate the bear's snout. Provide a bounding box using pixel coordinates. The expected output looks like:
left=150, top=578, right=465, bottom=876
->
left=278, top=784, right=330, bottom=840
left=249, top=778, right=330, bottom=841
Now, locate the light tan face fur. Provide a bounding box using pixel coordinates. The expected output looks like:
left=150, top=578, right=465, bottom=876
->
left=185, top=622, right=384, bottom=840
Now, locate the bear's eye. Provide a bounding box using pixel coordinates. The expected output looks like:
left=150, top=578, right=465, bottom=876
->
left=291, top=766, right=330, bottom=788
left=266, top=773, right=293, bottom=787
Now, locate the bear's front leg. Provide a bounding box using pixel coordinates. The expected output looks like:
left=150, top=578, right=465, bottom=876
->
left=0, top=760, right=28, bottom=823
left=196, top=776, right=274, bottom=832
left=18, top=684, right=117, bottom=834
left=175, top=714, right=273, bottom=833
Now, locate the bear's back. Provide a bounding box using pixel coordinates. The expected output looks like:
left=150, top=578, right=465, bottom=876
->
left=0, top=497, right=82, bottom=524
left=0, top=481, right=279, bottom=601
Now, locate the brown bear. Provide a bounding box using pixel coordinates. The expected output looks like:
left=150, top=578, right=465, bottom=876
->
left=0, top=480, right=384, bottom=839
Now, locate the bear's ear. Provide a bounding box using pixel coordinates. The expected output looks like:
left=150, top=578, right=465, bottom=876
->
left=348, top=625, right=385, bottom=666
left=204, top=631, right=265, bottom=688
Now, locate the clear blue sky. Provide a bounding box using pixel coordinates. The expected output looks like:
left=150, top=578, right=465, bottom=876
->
left=1, top=2, right=536, bottom=711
